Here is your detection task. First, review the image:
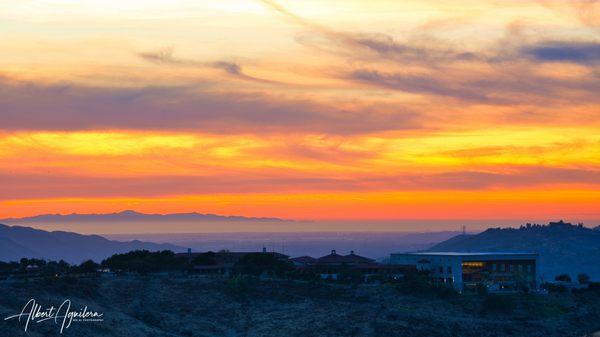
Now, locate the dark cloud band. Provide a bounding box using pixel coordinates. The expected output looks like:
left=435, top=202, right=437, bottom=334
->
left=0, top=77, right=418, bottom=134
left=1, top=167, right=598, bottom=200
left=523, top=41, right=600, bottom=64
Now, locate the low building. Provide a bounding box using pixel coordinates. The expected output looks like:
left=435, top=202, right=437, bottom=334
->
left=178, top=248, right=289, bottom=277
left=313, top=250, right=375, bottom=279
left=390, top=252, right=539, bottom=292
left=292, top=250, right=413, bottom=281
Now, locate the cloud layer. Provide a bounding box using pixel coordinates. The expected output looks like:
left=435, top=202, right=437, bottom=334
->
left=0, top=77, right=419, bottom=134
left=1, top=0, right=598, bottom=220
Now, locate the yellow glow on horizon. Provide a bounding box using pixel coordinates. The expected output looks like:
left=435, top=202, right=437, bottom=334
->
left=3, top=188, right=599, bottom=221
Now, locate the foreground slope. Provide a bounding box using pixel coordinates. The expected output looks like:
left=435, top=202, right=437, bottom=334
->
left=1, top=277, right=599, bottom=337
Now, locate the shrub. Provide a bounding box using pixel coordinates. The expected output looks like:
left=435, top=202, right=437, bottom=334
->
left=396, top=271, right=436, bottom=295
left=45, top=276, right=100, bottom=299
left=544, top=283, right=568, bottom=293
left=577, top=273, right=590, bottom=285
left=339, top=268, right=364, bottom=284
left=227, top=275, right=256, bottom=297
left=436, top=285, right=458, bottom=299
left=482, top=294, right=516, bottom=314
left=476, top=284, right=488, bottom=296
left=587, top=282, right=600, bottom=291
left=555, top=274, right=572, bottom=282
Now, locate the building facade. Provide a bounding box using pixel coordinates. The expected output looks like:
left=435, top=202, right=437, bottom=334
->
left=390, top=252, right=539, bottom=292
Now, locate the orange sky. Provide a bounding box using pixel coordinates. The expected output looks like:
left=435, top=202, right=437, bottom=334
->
left=1, top=0, right=599, bottom=226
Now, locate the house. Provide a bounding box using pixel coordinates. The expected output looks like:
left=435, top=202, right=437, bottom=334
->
left=390, top=252, right=539, bottom=292
left=178, top=248, right=289, bottom=277
left=311, top=250, right=373, bottom=279
left=290, top=250, right=411, bottom=281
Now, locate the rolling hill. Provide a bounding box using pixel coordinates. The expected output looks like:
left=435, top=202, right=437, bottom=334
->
left=0, top=223, right=184, bottom=263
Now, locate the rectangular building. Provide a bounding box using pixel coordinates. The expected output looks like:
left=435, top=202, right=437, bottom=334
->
left=390, top=252, right=539, bottom=292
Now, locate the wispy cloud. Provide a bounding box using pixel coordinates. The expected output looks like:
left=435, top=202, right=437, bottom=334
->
left=262, top=0, right=480, bottom=65
left=262, top=0, right=600, bottom=105
left=349, top=66, right=600, bottom=105
left=139, top=47, right=278, bottom=84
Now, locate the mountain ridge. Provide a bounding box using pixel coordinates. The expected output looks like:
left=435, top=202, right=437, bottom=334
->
left=0, top=210, right=286, bottom=223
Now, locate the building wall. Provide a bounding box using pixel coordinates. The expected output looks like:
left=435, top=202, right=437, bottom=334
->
left=390, top=254, right=463, bottom=290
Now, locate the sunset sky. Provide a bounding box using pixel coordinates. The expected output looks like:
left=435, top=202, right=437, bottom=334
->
left=1, top=0, right=599, bottom=225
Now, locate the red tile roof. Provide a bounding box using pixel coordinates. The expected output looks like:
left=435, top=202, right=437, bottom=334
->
left=290, top=256, right=317, bottom=264
left=344, top=252, right=375, bottom=264
left=315, top=250, right=374, bottom=264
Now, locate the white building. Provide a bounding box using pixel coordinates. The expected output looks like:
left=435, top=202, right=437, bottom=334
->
left=390, top=252, right=539, bottom=292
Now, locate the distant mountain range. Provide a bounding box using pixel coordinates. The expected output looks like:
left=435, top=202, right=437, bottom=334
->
left=428, top=220, right=600, bottom=280
left=0, top=223, right=184, bottom=263
left=0, top=210, right=285, bottom=223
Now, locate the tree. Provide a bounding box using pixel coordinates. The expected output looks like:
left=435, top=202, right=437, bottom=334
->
left=20, top=258, right=46, bottom=267
left=555, top=274, right=572, bottom=282
left=43, top=260, right=71, bottom=276
left=101, top=250, right=185, bottom=273
left=192, top=252, right=217, bottom=265
left=77, top=260, right=100, bottom=273
left=577, top=273, right=590, bottom=284
left=234, top=253, right=293, bottom=277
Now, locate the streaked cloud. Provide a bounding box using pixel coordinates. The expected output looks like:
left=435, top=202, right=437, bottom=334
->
left=262, top=0, right=481, bottom=65
left=139, top=47, right=279, bottom=83
left=349, top=66, right=600, bottom=104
